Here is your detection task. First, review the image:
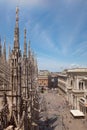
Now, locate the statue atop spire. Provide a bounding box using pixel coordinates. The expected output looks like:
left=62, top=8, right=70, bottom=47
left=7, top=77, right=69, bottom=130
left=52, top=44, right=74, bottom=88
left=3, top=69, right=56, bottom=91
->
left=16, top=6, right=19, bottom=28
left=14, top=6, right=20, bottom=50
left=23, top=28, right=27, bottom=58
left=28, top=40, right=31, bottom=59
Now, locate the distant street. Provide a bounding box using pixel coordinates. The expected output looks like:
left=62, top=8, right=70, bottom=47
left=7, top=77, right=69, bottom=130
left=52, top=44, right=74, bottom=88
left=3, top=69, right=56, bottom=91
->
left=39, top=89, right=87, bottom=130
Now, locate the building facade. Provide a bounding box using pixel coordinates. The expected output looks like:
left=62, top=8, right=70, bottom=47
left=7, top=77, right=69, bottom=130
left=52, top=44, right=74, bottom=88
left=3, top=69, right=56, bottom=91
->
left=58, top=72, right=68, bottom=94
left=67, top=68, right=87, bottom=114
left=58, top=68, right=87, bottom=115
left=38, top=70, right=49, bottom=89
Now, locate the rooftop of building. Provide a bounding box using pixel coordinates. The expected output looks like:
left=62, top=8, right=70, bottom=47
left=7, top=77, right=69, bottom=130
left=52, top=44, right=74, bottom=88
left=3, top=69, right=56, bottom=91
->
left=38, top=70, right=50, bottom=75
left=67, top=68, right=87, bottom=73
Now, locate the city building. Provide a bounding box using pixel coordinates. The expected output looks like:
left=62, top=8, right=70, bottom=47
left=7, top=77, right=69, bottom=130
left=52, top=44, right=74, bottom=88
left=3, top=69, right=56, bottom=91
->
left=57, top=72, right=68, bottom=94
left=67, top=68, right=87, bottom=114
left=38, top=70, right=50, bottom=89
left=58, top=68, right=87, bottom=115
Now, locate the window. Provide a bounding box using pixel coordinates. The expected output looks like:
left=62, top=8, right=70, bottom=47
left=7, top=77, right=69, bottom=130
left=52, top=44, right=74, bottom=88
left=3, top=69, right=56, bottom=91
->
left=79, top=81, right=84, bottom=90
left=79, top=82, right=81, bottom=90
left=71, top=80, right=72, bottom=86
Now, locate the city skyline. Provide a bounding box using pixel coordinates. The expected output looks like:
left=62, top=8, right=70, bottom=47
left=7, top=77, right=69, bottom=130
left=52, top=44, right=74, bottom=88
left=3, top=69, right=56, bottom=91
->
left=0, top=0, right=87, bottom=71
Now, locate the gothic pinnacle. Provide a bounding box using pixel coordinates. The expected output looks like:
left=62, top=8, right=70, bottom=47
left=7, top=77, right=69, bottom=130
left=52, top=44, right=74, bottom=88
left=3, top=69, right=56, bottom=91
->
left=14, top=6, right=20, bottom=50
left=0, top=36, right=2, bottom=57
left=16, top=6, right=19, bottom=28
left=28, top=40, right=31, bottom=58
left=23, top=28, right=27, bottom=57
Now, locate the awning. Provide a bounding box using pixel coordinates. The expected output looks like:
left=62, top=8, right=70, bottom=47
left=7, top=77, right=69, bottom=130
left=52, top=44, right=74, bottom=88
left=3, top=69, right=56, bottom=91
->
left=70, top=110, right=84, bottom=117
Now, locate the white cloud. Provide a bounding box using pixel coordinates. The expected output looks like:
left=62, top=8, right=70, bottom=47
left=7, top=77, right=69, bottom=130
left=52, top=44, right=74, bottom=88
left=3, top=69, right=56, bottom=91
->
left=37, top=54, right=71, bottom=72
left=39, top=31, right=59, bottom=53
left=59, top=12, right=86, bottom=55
left=37, top=56, right=61, bottom=72
left=71, top=41, right=87, bottom=57
left=69, top=64, right=81, bottom=68
left=38, top=56, right=82, bottom=72
left=31, top=23, right=60, bottom=54
left=64, top=0, right=84, bottom=5
left=2, top=0, right=47, bottom=9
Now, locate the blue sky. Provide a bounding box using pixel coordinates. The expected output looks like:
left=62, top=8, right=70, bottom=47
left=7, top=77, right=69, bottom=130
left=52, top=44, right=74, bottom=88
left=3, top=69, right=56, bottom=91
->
left=0, top=0, right=87, bottom=71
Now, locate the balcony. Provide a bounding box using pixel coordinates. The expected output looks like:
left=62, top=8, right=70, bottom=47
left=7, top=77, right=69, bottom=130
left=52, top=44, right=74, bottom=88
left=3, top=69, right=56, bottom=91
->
left=72, top=89, right=84, bottom=94
left=67, top=85, right=72, bottom=90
